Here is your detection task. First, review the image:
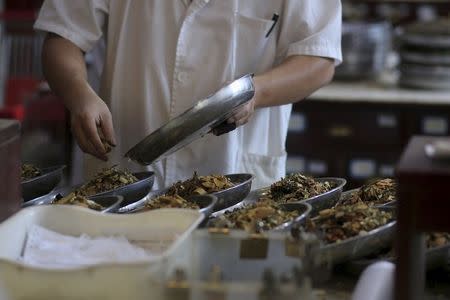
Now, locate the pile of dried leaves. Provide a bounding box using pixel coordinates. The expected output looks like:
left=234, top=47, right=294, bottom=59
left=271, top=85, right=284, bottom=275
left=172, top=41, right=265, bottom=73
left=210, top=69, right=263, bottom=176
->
left=21, top=164, right=42, bottom=181
left=208, top=201, right=300, bottom=233
left=52, top=192, right=105, bottom=211
left=267, top=173, right=335, bottom=203
left=166, top=172, right=234, bottom=197
left=305, top=203, right=393, bottom=244
left=76, top=166, right=138, bottom=196
left=143, top=195, right=199, bottom=211
left=336, top=178, right=396, bottom=207
left=427, top=232, right=450, bottom=248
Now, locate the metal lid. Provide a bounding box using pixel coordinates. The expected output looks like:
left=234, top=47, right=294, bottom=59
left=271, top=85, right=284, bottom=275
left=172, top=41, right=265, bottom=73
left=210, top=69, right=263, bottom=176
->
left=125, top=74, right=255, bottom=165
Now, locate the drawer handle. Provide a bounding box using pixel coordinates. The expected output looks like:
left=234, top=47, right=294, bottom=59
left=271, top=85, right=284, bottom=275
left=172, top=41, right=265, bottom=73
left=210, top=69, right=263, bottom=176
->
left=328, top=126, right=353, bottom=137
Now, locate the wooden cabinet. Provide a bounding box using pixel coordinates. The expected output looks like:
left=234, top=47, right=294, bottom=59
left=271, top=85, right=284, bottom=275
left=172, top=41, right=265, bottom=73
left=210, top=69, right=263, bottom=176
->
left=286, top=99, right=450, bottom=188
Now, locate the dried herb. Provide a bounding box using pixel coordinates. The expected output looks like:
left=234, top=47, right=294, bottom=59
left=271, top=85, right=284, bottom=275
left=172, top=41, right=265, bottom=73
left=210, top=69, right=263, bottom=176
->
left=21, top=164, right=42, bottom=180
left=76, top=166, right=138, bottom=196
left=166, top=172, right=234, bottom=198
left=208, top=201, right=300, bottom=233
left=304, top=203, right=393, bottom=244
left=268, top=173, right=335, bottom=203
left=52, top=192, right=104, bottom=211
left=143, top=195, right=199, bottom=211
left=427, top=232, right=450, bottom=248
left=337, top=178, right=396, bottom=207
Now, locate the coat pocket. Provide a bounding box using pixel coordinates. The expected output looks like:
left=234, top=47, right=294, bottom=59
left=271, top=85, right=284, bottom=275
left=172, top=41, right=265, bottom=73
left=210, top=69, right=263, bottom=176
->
left=233, top=13, right=275, bottom=77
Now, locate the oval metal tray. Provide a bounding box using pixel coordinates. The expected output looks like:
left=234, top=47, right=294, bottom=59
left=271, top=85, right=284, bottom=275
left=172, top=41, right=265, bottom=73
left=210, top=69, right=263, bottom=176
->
left=128, top=194, right=217, bottom=219
left=212, top=173, right=253, bottom=211
left=125, top=74, right=255, bottom=165
left=338, top=188, right=396, bottom=208
left=118, top=173, right=253, bottom=214
left=238, top=177, right=346, bottom=215
left=90, top=171, right=154, bottom=206
left=315, top=208, right=397, bottom=265
left=22, top=172, right=154, bottom=208
left=301, top=177, right=346, bottom=214
left=341, top=243, right=450, bottom=275
left=21, top=165, right=66, bottom=201
left=21, top=192, right=123, bottom=213
left=207, top=202, right=312, bottom=232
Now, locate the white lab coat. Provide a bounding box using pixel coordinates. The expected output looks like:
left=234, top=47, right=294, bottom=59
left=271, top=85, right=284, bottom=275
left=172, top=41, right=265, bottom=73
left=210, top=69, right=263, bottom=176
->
left=35, top=0, right=342, bottom=189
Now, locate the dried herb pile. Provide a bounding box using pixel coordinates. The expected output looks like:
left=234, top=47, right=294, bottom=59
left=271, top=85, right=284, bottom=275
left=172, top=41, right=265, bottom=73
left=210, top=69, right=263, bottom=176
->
left=143, top=195, right=199, bottom=211
left=266, top=173, right=335, bottom=203
left=166, top=172, right=234, bottom=197
left=337, top=178, right=396, bottom=207
left=76, top=166, right=138, bottom=196
left=208, top=201, right=300, bottom=233
left=52, top=192, right=105, bottom=211
left=304, top=203, right=393, bottom=244
left=427, top=232, right=450, bottom=248
left=21, top=164, right=42, bottom=181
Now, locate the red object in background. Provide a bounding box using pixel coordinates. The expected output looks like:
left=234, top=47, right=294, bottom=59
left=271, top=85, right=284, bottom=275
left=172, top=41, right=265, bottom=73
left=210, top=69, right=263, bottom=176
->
left=5, top=77, right=39, bottom=106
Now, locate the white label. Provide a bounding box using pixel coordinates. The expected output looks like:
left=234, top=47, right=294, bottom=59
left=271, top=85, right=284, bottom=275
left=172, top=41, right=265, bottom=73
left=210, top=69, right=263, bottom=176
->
left=422, top=117, right=448, bottom=135
left=288, top=113, right=306, bottom=133
left=308, top=160, right=328, bottom=175
left=377, top=114, right=397, bottom=128
left=379, top=164, right=395, bottom=177
left=286, top=156, right=305, bottom=174
left=350, top=159, right=376, bottom=179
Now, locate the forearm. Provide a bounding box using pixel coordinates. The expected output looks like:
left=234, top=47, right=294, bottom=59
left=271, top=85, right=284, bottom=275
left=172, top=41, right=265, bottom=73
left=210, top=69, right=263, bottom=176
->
left=253, top=55, right=335, bottom=108
left=42, top=33, right=96, bottom=112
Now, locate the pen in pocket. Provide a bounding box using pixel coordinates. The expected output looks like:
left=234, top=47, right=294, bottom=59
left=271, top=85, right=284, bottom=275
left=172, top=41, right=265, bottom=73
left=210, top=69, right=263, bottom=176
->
left=265, top=13, right=279, bottom=38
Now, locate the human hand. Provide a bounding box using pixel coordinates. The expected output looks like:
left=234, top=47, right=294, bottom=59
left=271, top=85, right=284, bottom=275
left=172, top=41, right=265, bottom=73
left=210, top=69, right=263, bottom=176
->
left=69, top=95, right=116, bottom=161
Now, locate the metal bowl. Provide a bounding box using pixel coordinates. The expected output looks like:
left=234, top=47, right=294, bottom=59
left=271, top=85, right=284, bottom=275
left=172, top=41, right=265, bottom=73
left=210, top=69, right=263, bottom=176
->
left=21, top=165, right=66, bottom=202
left=21, top=191, right=123, bottom=213
left=23, top=172, right=154, bottom=207
left=129, top=194, right=217, bottom=219
left=208, top=201, right=312, bottom=233
left=212, top=173, right=253, bottom=211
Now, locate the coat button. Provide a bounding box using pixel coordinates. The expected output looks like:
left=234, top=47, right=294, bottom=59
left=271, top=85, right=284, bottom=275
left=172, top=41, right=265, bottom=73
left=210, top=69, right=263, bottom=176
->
left=177, top=72, right=187, bottom=83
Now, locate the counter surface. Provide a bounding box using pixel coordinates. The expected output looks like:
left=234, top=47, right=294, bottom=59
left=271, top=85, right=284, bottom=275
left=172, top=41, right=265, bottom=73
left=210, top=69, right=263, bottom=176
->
left=309, top=80, right=450, bottom=105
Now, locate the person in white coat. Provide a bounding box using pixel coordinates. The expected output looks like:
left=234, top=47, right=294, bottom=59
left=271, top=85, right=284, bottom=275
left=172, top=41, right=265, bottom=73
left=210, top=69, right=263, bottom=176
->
left=35, top=0, right=342, bottom=189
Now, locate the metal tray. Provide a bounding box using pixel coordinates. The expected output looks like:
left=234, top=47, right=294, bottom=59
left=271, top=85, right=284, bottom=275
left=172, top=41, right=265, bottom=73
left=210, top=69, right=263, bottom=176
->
left=127, top=194, right=217, bottom=219
left=207, top=202, right=312, bottom=232
left=240, top=177, right=345, bottom=214
left=118, top=173, right=253, bottom=214
left=23, top=172, right=154, bottom=208
left=21, top=165, right=65, bottom=201
left=212, top=173, right=253, bottom=211
left=20, top=192, right=123, bottom=213
left=341, top=243, right=450, bottom=275
left=315, top=208, right=396, bottom=265
left=125, top=74, right=255, bottom=165
left=89, top=171, right=154, bottom=206
left=338, top=188, right=396, bottom=208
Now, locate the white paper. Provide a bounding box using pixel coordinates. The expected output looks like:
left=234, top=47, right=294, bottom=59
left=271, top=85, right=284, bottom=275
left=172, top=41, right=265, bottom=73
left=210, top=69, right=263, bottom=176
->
left=21, top=225, right=156, bottom=269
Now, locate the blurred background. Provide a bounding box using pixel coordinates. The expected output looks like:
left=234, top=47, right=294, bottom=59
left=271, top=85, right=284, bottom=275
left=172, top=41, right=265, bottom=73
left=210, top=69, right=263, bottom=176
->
left=0, top=0, right=449, bottom=188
